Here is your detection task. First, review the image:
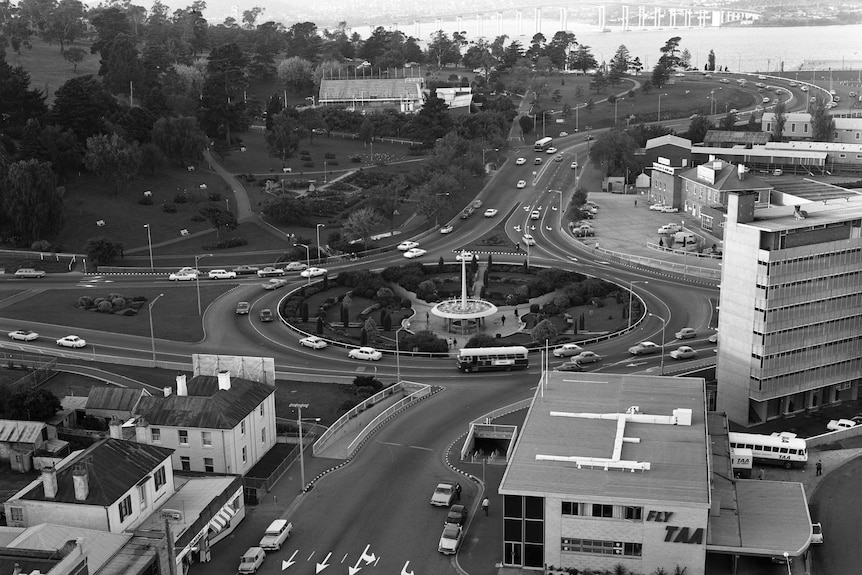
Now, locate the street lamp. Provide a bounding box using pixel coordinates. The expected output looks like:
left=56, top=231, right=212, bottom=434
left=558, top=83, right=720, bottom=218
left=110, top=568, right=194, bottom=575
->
left=395, top=319, right=410, bottom=383
left=648, top=313, right=668, bottom=375
left=194, top=254, right=213, bottom=316
left=294, top=243, right=310, bottom=284
left=782, top=553, right=791, bottom=575
left=657, top=93, right=667, bottom=121
left=148, top=293, right=164, bottom=366
left=289, top=403, right=310, bottom=492
left=628, top=280, right=648, bottom=330
left=435, top=192, right=449, bottom=227
left=709, top=90, right=716, bottom=116
left=316, top=224, right=325, bottom=261
left=547, top=189, right=563, bottom=230
left=614, top=98, right=624, bottom=126
left=144, top=224, right=154, bottom=271
left=481, top=148, right=498, bottom=171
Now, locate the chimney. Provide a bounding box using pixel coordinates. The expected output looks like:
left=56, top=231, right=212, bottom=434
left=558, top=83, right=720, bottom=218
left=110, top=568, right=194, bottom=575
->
left=176, top=374, right=188, bottom=396
left=12, top=564, right=21, bottom=575
left=135, top=417, right=149, bottom=443
left=163, top=387, right=172, bottom=397
left=72, top=464, right=89, bottom=501
left=217, top=370, right=231, bottom=391
left=737, top=164, right=746, bottom=181
left=42, top=466, right=58, bottom=499
left=108, top=416, right=123, bottom=439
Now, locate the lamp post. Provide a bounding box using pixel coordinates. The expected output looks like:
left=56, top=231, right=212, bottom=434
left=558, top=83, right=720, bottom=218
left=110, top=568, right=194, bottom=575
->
left=289, top=403, right=310, bottom=492
left=294, top=243, right=310, bottom=285
left=194, top=253, right=213, bottom=316
left=657, top=93, right=667, bottom=121
left=435, top=192, right=449, bottom=227
left=323, top=161, right=327, bottom=182
left=648, top=313, right=668, bottom=375
left=144, top=224, right=154, bottom=271
left=481, top=148, right=498, bottom=172
left=575, top=103, right=580, bottom=132
left=628, top=280, right=649, bottom=330
left=709, top=90, right=716, bottom=116
left=148, top=293, right=164, bottom=366
left=395, top=319, right=410, bottom=383
left=614, top=98, right=624, bottom=126
left=316, top=224, right=325, bottom=261
left=547, top=189, right=563, bottom=230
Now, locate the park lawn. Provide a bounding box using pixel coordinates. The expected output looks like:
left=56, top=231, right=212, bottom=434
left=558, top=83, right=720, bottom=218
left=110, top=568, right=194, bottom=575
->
left=8, top=39, right=100, bottom=104
left=0, top=284, right=235, bottom=342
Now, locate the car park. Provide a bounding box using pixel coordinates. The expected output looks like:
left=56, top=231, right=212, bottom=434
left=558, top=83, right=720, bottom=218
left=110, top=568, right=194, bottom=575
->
left=403, top=248, right=427, bottom=259
left=258, top=309, right=274, bottom=322
left=440, top=225, right=454, bottom=234
left=283, top=261, right=308, bottom=271
left=455, top=251, right=474, bottom=261
left=530, top=210, right=541, bottom=220
left=168, top=272, right=197, bottom=281
left=438, top=524, right=463, bottom=555
left=483, top=208, right=498, bottom=218
left=9, top=330, right=39, bottom=341
left=14, top=268, right=46, bottom=278
left=233, top=265, right=260, bottom=275
left=348, top=347, right=382, bottom=361
left=236, top=302, right=250, bottom=314
left=446, top=504, right=467, bottom=526
left=675, top=327, right=697, bottom=339
left=262, top=279, right=287, bottom=290
left=57, top=335, right=86, bottom=348
left=670, top=346, right=697, bottom=360
left=572, top=351, right=602, bottom=364
left=430, top=483, right=457, bottom=506
left=299, top=336, right=328, bottom=349
left=259, top=519, right=292, bottom=551
left=554, top=362, right=584, bottom=372
left=522, top=234, right=535, bottom=246
left=658, top=223, right=682, bottom=235
left=546, top=147, right=558, bottom=154
left=810, top=523, right=823, bottom=544
left=257, top=267, right=284, bottom=277
left=237, top=547, right=266, bottom=574
left=628, top=341, right=660, bottom=355
left=553, top=343, right=584, bottom=357
left=397, top=240, right=419, bottom=251
left=516, top=180, right=527, bottom=189
left=208, top=269, right=237, bottom=279
left=300, top=267, right=327, bottom=278
left=515, top=157, right=527, bottom=165
left=534, top=158, right=542, bottom=165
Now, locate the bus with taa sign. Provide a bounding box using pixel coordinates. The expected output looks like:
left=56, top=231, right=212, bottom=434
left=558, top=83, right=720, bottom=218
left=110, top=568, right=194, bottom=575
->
left=456, top=346, right=530, bottom=373
left=728, top=431, right=808, bottom=468
left=534, top=137, right=553, bottom=152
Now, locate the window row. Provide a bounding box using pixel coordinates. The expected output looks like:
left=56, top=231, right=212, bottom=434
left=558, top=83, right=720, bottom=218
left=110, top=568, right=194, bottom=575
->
left=761, top=247, right=862, bottom=273
left=561, top=538, right=642, bottom=557
left=753, top=358, right=861, bottom=393
left=561, top=502, right=643, bottom=521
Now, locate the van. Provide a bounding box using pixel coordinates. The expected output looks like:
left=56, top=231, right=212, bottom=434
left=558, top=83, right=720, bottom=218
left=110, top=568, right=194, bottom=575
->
left=237, top=547, right=266, bottom=573
left=259, top=519, right=292, bottom=551
left=673, top=231, right=697, bottom=246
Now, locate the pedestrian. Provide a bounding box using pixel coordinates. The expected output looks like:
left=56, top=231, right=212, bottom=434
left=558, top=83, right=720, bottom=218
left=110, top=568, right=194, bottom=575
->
left=758, top=468, right=764, bottom=480
left=482, top=497, right=490, bottom=516
left=455, top=483, right=462, bottom=501
left=514, top=307, right=519, bottom=316
left=634, top=198, right=638, bottom=207
left=453, top=338, right=458, bottom=348
left=501, top=315, right=506, bottom=326
left=816, top=460, right=822, bottom=476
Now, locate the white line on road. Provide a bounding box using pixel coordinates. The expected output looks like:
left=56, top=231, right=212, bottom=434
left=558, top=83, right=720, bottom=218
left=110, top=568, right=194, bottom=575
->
left=408, top=445, right=433, bottom=451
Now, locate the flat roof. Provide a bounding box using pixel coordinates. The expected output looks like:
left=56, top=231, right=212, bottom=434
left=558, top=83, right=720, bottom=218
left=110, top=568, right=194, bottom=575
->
left=500, top=373, right=710, bottom=505
left=743, top=195, right=862, bottom=231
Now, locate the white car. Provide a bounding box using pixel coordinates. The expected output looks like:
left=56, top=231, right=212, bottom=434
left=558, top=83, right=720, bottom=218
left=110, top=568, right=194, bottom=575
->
left=572, top=351, right=602, bottom=364
left=176, top=267, right=200, bottom=276
left=649, top=203, right=665, bottom=211
left=554, top=154, right=563, bottom=162
left=530, top=210, right=541, bottom=220
left=430, top=483, right=456, bottom=506
left=169, top=272, right=197, bottom=281
left=658, top=224, right=682, bottom=235
left=516, top=180, right=527, bottom=189
left=483, top=209, right=498, bottom=218
left=403, top=248, right=427, bottom=259
left=9, top=330, right=39, bottom=341
left=208, top=269, right=237, bottom=279
left=300, top=267, right=327, bottom=278
left=800, top=85, right=809, bottom=92
left=670, top=345, right=698, bottom=360
left=553, top=343, right=583, bottom=358
left=571, top=161, right=578, bottom=169
left=628, top=341, right=660, bottom=355
left=397, top=240, right=419, bottom=251
left=811, top=523, right=823, bottom=544
left=546, top=147, right=558, bottom=154
left=515, top=157, right=527, bottom=165
left=348, top=347, right=382, bottom=361
left=440, top=225, right=454, bottom=234
left=522, top=234, right=535, bottom=246
left=262, top=279, right=287, bottom=290
left=660, top=206, right=679, bottom=213
left=57, top=335, right=86, bottom=348
left=282, top=261, right=308, bottom=271
left=674, top=72, right=685, bottom=77
left=534, top=157, right=542, bottom=165
left=559, top=131, right=569, bottom=137
left=455, top=251, right=474, bottom=261
left=438, top=524, right=463, bottom=555
left=257, top=267, right=285, bottom=277
left=299, top=336, right=328, bottom=350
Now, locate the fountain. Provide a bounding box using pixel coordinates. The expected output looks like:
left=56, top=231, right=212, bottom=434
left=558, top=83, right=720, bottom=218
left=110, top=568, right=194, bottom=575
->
left=431, top=251, right=498, bottom=335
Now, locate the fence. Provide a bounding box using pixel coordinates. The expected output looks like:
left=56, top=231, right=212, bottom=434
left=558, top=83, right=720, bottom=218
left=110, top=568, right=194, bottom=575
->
left=2, top=353, right=59, bottom=391
left=593, top=244, right=722, bottom=282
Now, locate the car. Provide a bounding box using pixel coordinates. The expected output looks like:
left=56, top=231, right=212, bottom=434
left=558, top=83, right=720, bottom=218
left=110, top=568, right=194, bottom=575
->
left=553, top=343, right=584, bottom=357
left=522, top=234, right=535, bottom=246
left=736, top=79, right=746, bottom=85
left=773, top=169, right=783, bottom=176
left=658, top=223, right=682, bottom=235
left=584, top=134, right=594, bottom=141
left=237, top=547, right=266, bottom=574
left=674, top=72, right=685, bottom=77
left=14, top=268, right=46, bottom=278
left=530, top=210, right=541, bottom=220
left=756, top=82, right=765, bottom=88
left=578, top=209, right=595, bottom=219
left=438, top=524, right=463, bottom=555
left=546, top=147, right=558, bottom=154
left=440, top=225, right=454, bottom=234
left=430, top=483, right=457, bottom=506
left=259, top=309, right=274, bottom=322
left=755, top=105, right=764, bottom=112
left=259, top=519, right=292, bottom=551
left=559, top=131, right=568, bottom=137
left=483, top=208, right=498, bottom=218
left=534, top=157, right=542, bottom=165
left=649, top=203, right=666, bottom=211
left=236, top=301, right=250, bottom=315
left=660, top=206, right=679, bottom=213
left=708, top=332, right=719, bottom=344
left=397, top=240, right=419, bottom=251
left=757, top=75, right=766, bottom=80
left=168, top=272, right=197, bottom=281
left=810, top=522, right=823, bottom=544
left=233, top=265, right=260, bottom=275
left=800, top=85, right=809, bottom=92
left=628, top=341, right=660, bottom=355
left=703, top=74, right=712, bottom=79
left=833, top=96, right=841, bottom=103
left=670, top=345, right=698, bottom=360
left=554, top=362, right=585, bottom=372
left=719, top=78, right=730, bottom=84
left=516, top=180, right=527, bottom=189
left=57, top=335, right=86, bottom=348
left=455, top=251, right=474, bottom=262
left=729, top=108, right=739, bottom=113
left=573, top=225, right=594, bottom=238
left=472, top=200, right=483, bottom=209
left=789, top=81, right=798, bottom=87
left=299, top=336, right=328, bottom=350
left=572, top=351, right=602, bottom=364
left=176, top=267, right=200, bottom=276
left=8, top=330, right=39, bottom=341
left=262, top=279, right=287, bottom=290
left=460, top=207, right=474, bottom=219
left=515, top=157, right=527, bottom=165
left=312, top=127, right=326, bottom=134
left=675, top=327, right=697, bottom=340
left=827, top=418, right=856, bottom=431
left=300, top=267, right=327, bottom=278
left=554, top=154, right=563, bottom=162
left=348, top=346, right=382, bottom=361
left=762, top=97, right=770, bottom=103
left=208, top=269, right=237, bottom=279
left=282, top=261, right=308, bottom=271
left=403, top=248, right=427, bottom=259
left=257, top=267, right=284, bottom=277
left=571, top=161, right=579, bottom=169
left=446, top=504, right=467, bottom=526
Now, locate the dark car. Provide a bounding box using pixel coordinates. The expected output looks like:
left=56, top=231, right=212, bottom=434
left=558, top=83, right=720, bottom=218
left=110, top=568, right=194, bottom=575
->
left=554, top=362, right=584, bottom=372
left=460, top=207, right=474, bottom=219
left=233, top=265, right=260, bottom=275
left=446, top=504, right=467, bottom=526
left=259, top=309, right=273, bottom=322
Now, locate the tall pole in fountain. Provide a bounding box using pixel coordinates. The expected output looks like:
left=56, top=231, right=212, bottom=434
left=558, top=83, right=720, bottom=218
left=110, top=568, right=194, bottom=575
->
left=460, top=251, right=468, bottom=311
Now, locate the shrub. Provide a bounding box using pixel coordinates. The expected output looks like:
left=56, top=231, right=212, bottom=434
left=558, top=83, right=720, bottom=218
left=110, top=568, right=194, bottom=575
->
left=111, top=297, right=125, bottom=309
left=350, top=155, right=362, bottom=163
left=401, top=330, right=448, bottom=353
left=465, top=334, right=498, bottom=348
left=117, top=308, right=137, bottom=316
left=139, top=196, right=154, bottom=205
left=174, top=194, right=188, bottom=204
left=203, top=237, right=248, bottom=250
left=97, top=300, right=112, bottom=313
left=77, top=296, right=94, bottom=309
left=325, top=152, right=336, bottom=159
left=162, top=203, right=177, bottom=213
left=208, top=192, right=222, bottom=201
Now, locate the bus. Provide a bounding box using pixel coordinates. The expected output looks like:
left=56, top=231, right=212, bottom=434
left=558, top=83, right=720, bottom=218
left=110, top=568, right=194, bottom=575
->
left=534, top=137, right=553, bottom=152
left=728, top=431, right=808, bottom=469
left=456, top=346, right=530, bottom=373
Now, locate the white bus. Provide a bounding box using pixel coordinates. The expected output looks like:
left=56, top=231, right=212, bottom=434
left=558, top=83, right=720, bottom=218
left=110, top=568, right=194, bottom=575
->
left=728, top=431, right=808, bottom=469
left=456, top=346, right=530, bottom=373
left=534, top=137, right=553, bottom=152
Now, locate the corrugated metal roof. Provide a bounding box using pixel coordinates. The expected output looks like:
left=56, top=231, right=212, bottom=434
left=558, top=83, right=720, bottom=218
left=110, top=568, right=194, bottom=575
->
left=85, top=388, right=148, bottom=413
left=137, top=376, right=273, bottom=429
left=8, top=523, right=130, bottom=573
left=679, top=161, right=773, bottom=192
left=645, top=134, right=692, bottom=150
left=0, top=419, right=45, bottom=444
left=19, top=438, right=173, bottom=506
left=704, top=130, right=771, bottom=145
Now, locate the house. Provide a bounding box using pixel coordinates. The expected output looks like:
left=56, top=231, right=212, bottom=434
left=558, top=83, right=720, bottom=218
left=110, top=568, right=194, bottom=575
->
left=85, top=387, right=150, bottom=422
left=2, top=524, right=134, bottom=574
left=435, top=86, right=473, bottom=114
left=0, top=537, right=87, bottom=575
left=133, top=372, right=276, bottom=475
left=318, top=77, right=425, bottom=113
left=3, top=438, right=175, bottom=533
left=0, top=419, right=68, bottom=473
left=642, top=134, right=692, bottom=169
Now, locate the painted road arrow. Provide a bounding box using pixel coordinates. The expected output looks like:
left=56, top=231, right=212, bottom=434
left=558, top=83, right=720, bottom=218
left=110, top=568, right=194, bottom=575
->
left=315, top=552, right=331, bottom=573
left=281, top=550, right=298, bottom=570
left=347, top=545, right=376, bottom=575
left=401, top=560, right=415, bottom=575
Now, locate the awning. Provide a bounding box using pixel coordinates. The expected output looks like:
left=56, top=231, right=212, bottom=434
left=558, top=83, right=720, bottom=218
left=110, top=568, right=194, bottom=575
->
left=208, top=506, right=236, bottom=534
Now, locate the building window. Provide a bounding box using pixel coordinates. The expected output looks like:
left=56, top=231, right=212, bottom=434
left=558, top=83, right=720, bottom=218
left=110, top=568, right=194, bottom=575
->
left=202, top=431, right=212, bottom=447
left=261, top=428, right=266, bottom=443
left=9, top=507, right=23, bottom=522
left=242, top=446, right=247, bottom=463
left=139, top=484, right=148, bottom=509
left=592, top=504, right=613, bottom=518
left=151, top=428, right=161, bottom=442
left=260, top=404, right=265, bottom=416
left=561, top=538, right=642, bottom=557
left=561, top=501, right=582, bottom=516
left=178, top=429, right=188, bottom=445
left=119, top=495, right=133, bottom=522
left=241, top=421, right=246, bottom=435
left=204, top=458, right=214, bottom=473
left=154, top=466, right=166, bottom=490
left=625, top=506, right=643, bottom=521
left=180, top=456, right=191, bottom=471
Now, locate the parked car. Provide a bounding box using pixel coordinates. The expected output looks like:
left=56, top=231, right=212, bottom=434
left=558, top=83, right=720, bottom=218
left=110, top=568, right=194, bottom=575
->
left=827, top=419, right=856, bottom=431
left=660, top=206, right=679, bottom=213
left=9, top=330, right=39, bottom=341
left=628, top=341, right=660, bottom=355
left=430, top=483, right=457, bottom=506
left=403, top=248, right=427, bottom=259
left=348, top=347, right=382, bottom=361
left=14, top=268, right=46, bottom=278
left=553, top=343, right=584, bottom=358
left=658, top=223, right=682, bottom=235
left=559, top=131, right=568, bottom=137
left=483, top=208, right=498, bottom=218
left=237, top=547, right=266, bottom=574
left=236, top=301, right=250, bottom=315
left=57, top=335, right=86, bottom=348
left=262, top=279, right=287, bottom=290
left=572, top=351, right=601, bottom=364
left=257, top=267, right=284, bottom=277
left=208, top=269, right=237, bottom=279
left=397, top=240, right=419, bottom=251
left=259, top=520, right=292, bottom=551
left=649, top=203, right=666, bottom=211
left=438, top=524, right=463, bottom=555
left=299, top=336, right=328, bottom=350
left=573, top=225, right=594, bottom=238
left=522, top=234, right=535, bottom=246
left=300, top=267, right=327, bottom=278
left=670, top=346, right=697, bottom=360
left=440, top=225, right=454, bottom=234
left=554, top=362, right=584, bottom=372
left=515, top=157, right=527, bottom=165
left=176, top=267, right=200, bottom=276
left=283, top=261, right=308, bottom=271
left=446, top=504, right=467, bottom=526
left=675, top=327, right=697, bottom=340
left=516, top=180, right=527, bottom=189
left=530, top=210, right=541, bottom=220
left=708, top=332, right=719, bottom=344
left=233, top=265, right=260, bottom=275
left=258, top=309, right=274, bottom=322
left=810, top=523, right=823, bottom=544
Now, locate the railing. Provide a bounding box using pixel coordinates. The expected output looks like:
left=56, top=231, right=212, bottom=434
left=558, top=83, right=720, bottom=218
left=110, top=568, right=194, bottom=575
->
left=243, top=444, right=298, bottom=492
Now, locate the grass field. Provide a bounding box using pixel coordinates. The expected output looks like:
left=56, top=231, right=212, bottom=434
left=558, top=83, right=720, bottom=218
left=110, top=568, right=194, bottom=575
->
left=7, top=40, right=100, bottom=104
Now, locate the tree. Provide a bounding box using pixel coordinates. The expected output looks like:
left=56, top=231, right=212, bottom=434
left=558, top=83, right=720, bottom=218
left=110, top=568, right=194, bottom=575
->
left=83, top=133, right=141, bottom=195
left=277, top=56, right=314, bottom=91
left=343, top=206, right=383, bottom=244
left=63, top=46, right=86, bottom=72
left=363, top=317, right=380, bottom=343
left=609, top=44, right=631, bottom=76
left=588, top=129, right=641, bottom=177
left=589, top=69, right=608, bottom=93
left=569, top=45, right=597, bottom=74
left=89, top=6, right=132, bottom=75
left=426, top=30, right=461, bottom=68
left=197, top=43, right=249, bottom=143
left=686, top=115, right=713, bottom=144
left=198, top=206, right=237, bottom=239
left=771, top=101, right=787, bottom=142
left=809, top=97, right=834, bottom=141
left=265, top=111, right=300, bottom=161
left=680, top=48, right=692, bottom=69
left=1, top=388, right=61, bottom=421
left=545, top=31, right=577, bottom=71
left=531, top=318, right=558, bottom=345
left=151, top=116, right=208, bottom=167
left=43, top=0, right=85, bottom=53
left=285, top=21, right=322, bottom=61
left=1, top=159, right=65, bottom=243
left=85, top=236, right=122, bottom=265
left=50, top=75, right=117, bottom=141
left=518, top=114, right=534, bottom=137
left=707, top=49, right=716, bottom=72
left=102, top=32, right=144, bottom=95
left=652, top=37, right=682, bottom=88
left=0, top=59, right=48, bottom=137
left=720, top=111, right=737, bottom=131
